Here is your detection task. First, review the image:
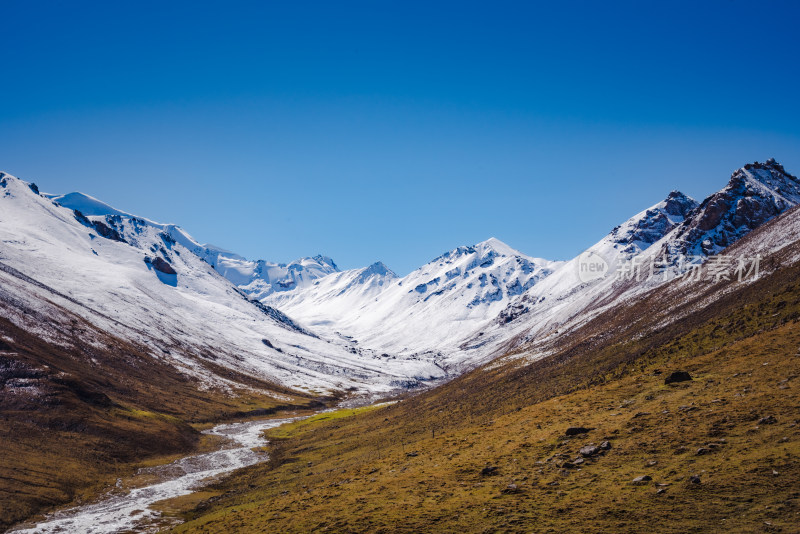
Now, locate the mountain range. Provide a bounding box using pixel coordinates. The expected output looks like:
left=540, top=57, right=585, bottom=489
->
left=3, top=159, right=799, bottom=391
left=2, top=158, right=799, bottom=530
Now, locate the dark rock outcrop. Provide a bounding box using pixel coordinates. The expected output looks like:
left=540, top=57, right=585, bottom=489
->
left=565, top=427, right=592, bottom=436
left=72, top=210, right=126, bottom=242
left=73, top=209, right=92, bottom=226
left=664, top=371, right=692, bottom=385
left=92, top=220, right=125, bottom=242
left=145, top=256, right=177, bottom=275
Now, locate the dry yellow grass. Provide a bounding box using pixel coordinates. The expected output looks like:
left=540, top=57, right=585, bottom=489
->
left=169, top=258, right=800, bottom=533
left=171, top=322, right=799, bottom=533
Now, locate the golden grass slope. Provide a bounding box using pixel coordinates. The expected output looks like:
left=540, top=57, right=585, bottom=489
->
left=171, top=327, right=800, bottom=533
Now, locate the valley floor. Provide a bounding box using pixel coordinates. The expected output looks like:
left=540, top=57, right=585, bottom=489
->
left=10, top=414, right=315, bottom=533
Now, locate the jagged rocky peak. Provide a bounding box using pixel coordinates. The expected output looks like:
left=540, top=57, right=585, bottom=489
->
left=668, top=159, right=800, bottom=257
left=733, top=158, right=800, bottom=205
left=608, top=191, right=698, bottom=255
left=743, top=157, right=792, bottom=176
left=662, top=190, right=698, bottom=217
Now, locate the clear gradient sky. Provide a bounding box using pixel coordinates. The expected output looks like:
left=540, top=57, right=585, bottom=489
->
left=2, top=1, right=798, bottom=274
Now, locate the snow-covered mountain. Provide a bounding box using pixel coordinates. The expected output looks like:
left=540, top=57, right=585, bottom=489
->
left=213, top=255, right=340, bottom=299
left=1, top=173, right=444, bottom=394
left=604, top=190, right=698, bottom=257
left=473, top=159, right=800, bottom=361
left=47, top=191, right=341, bottom=299
left=265, top=237, right=561, bottom=368
left=453, top=189, right=700, bottom=358
left=3, top=158, right=795, bottom=394
left=266, top=260, right=399, bottom=329
left=661, top=158, right=800, bottom=258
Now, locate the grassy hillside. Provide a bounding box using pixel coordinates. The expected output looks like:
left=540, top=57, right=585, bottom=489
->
left=169, top=251, right=800, bottom=532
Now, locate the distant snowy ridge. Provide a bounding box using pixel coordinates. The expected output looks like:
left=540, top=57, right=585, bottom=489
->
left=47, top=191, right=341, bottom=298
left=41, top=187, right=565, bottom=367
left=217, top=254, right=340, bottom=299
left=265, top=237, right=562, bottom=366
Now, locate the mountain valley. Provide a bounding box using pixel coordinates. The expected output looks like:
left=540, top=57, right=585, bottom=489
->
left=2, top=159, right=799, bottom=532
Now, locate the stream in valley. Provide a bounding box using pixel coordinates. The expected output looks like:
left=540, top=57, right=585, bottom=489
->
left=11, top=416, right=297, bottom=533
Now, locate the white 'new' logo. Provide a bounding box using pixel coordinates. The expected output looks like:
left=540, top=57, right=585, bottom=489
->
left=577, top=251, right=608, bottom=282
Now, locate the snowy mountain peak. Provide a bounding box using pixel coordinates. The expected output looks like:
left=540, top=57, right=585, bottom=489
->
left=735, top=159, right=800, bottom=203
left=666, top=159, right=800, bottom=257
left=662, top=190, right=698, bottom=218
left=606, top=191, right=698, bottom=257
left=490, top=190, right=700, bottom=339
left=0, top=171, right=41, bottom=197
left=344, top=261, right=398, bottom=287
left=476, top=237, right=520, bottom=257
left=311, top=255, right=339, bottom=272
left=48, top=192, right=129, bottom=217
left=362, top=261, right=396, bottom=278
left=433, top=237, right=541, bottom=268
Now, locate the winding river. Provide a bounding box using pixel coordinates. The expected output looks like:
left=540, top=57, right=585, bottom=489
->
left=11, top=416, right=296, bottom=533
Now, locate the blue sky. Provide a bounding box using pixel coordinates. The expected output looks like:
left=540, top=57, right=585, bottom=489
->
left=2, top=1, right=799, bottom=274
